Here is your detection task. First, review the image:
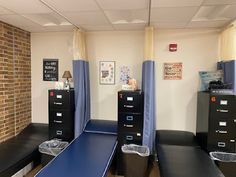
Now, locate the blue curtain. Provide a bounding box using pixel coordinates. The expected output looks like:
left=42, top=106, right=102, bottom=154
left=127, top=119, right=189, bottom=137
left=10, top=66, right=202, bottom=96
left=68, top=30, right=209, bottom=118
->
left=73, top=60, right=91, bottom=138
left=217, top=60, right=236, bottom=94
left=142, top=60, right=156, bottom=153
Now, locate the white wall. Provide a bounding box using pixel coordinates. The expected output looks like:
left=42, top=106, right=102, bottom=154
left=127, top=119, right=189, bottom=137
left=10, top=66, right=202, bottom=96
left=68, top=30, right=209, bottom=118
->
left=155, top=29, right=219, bottom=132
left=31, top=32, right=73, bottom=123
left=87, top=31, right=144, bottom=121
left=31, top=29, right=219, bottom=133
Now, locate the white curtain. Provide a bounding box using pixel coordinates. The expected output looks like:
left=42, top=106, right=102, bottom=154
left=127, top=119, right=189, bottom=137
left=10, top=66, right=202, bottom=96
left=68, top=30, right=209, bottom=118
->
left=144, top=26, right=154, bottom=60
left=219, top=25, right=236, bottom=60
left=73, top=28, right=87, bottom=60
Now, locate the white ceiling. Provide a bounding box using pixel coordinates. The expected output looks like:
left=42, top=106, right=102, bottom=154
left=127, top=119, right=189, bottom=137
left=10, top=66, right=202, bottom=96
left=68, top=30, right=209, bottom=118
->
left=0, top=0, right=235, bottom=32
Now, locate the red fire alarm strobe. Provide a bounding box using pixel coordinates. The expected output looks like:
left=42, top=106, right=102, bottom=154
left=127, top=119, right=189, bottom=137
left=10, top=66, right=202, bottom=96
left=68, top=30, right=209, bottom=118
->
left=169, top=43, right=177, bottom=52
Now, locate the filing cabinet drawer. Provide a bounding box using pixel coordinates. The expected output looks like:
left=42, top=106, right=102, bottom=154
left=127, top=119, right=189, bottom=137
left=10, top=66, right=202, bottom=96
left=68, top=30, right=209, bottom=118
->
left=49, top=90, right=74, bottom=109
left=118, top=132, right=142, bottom=145
left=118, top=113, right=143, bottom=133
left=49, top=119, right=74, bottom=130
left=49, top=128, right=74, bottom=141
left=209, top=118, right=236, bottom=138
left=210, top=95, right=236, bottom=118
left=49, top=110, right=73, bottom=124
left=118, top=91, right=143, bottom=113
left=208, top=138, right=235, bottom=153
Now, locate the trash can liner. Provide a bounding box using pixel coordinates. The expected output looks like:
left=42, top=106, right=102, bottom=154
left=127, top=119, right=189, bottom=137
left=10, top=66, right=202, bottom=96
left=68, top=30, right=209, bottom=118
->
left=39, top=140, right=68, bottom=156
left=122, top=144, right=150, bottom=157
left=210, top=151, right=236, bottom=177
left=210, top=152, right=236, bottom=162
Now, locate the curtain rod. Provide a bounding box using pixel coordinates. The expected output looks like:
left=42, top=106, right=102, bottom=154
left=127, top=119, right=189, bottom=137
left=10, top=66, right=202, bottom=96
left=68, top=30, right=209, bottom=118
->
left=39, top=0, right=80, bottom=29
left=147, top=0, right=152, bottom=26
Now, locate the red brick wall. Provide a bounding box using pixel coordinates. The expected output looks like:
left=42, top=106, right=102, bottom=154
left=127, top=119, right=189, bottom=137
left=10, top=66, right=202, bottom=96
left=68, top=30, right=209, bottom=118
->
left=0, top=21, right=31, bottom=142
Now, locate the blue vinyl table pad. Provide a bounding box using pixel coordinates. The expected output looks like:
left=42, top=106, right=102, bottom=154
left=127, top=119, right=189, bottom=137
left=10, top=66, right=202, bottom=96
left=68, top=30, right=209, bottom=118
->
left=36, top=132, right=117, bottom=177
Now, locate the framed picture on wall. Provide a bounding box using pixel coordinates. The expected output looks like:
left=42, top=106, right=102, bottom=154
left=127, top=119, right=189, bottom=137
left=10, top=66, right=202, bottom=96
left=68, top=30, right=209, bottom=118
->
left=99, top=61, right=115, bottom=85
left=164, top=62, right=182, bottom=80
left=43, top=58, right=59, bottom=81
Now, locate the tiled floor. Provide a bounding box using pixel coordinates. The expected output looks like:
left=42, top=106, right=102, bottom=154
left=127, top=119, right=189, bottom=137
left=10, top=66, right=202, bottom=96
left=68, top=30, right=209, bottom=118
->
left=26, top=160, right=160, bottom=177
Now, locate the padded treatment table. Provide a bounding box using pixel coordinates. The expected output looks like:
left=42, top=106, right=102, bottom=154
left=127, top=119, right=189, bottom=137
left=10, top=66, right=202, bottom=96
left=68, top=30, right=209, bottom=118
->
left=84, top=119, right=117, bottom=135
left=156, top=130, right=224, bottom=177
left=0, top=123, right=48, bottom=177
left=156, top=130, right=199, bottom=147
left=157, top=145, right=224, bottom=177
left=36, top=120, right=117, bottom=177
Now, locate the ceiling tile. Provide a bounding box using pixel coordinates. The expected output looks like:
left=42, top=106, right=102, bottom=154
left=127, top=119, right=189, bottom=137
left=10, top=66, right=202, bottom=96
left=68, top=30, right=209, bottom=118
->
left=192, top=5, right=230, bottom=21
left=81, top=25, right=114, bottom=31
left=0, top=6, right=14, bottom=15
left=151, top=7, right=199, bottom=22
left=203, top=0, right=236, bottom=5
left=0, top=14, right=44, bottom=31
left=0, top=0, right=52, bottom=14
left=96, top=0, right=148, bottom=10
left=152, top=0, right=204, bottom=7
left=104, top=9, right=148, bottom=24
left=192, top=5, right=236, bottom=21
left=63, top=11, right=110, bottom=25
left=113, top=23, right=146, bottom=30
left=43, top=0, right=100, bottom=12
left=220, top=5, right=236, bottom=19
left=187, top=20, right=228, bottom=28
left=152, top=22, right=187, bottom=28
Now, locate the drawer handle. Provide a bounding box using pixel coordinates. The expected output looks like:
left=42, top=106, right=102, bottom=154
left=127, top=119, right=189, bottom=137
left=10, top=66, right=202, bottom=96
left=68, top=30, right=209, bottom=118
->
left=54, top=120, right=62, bottom=123
left=124, top=105, right=134, bottom=108
left=218, top=142, right=226, bottom=147
left=54, top=102, right=62, bottom=105
left=217, top=109, right=229, bottom=113
left=126, top=116, right=133, bottom=121
left=124, top=124, right=134, bottom=128
left=216, top=130, right=227, bottom=134
left=126, top=136, right=133, bottom=141
left=56, top=130, right=62, bottom=135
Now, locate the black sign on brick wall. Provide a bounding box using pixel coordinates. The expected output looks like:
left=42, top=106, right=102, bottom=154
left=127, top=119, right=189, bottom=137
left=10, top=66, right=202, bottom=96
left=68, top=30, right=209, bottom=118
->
left=43, top=59, right=58, bottom=81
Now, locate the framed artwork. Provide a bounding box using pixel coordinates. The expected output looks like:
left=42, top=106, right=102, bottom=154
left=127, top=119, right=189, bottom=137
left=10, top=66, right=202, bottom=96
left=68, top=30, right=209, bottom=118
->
left=43, top=58, right=58, bottom=81
left=99, top=61, right=115, bottom=85
left=164, top=62, right=182, bottom=80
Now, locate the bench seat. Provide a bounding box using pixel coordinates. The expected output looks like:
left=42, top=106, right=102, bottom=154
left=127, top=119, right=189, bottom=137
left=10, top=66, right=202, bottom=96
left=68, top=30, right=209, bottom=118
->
left=0, top=123, right=48, bottom=177
left=156, top=130, right=224, bottom=177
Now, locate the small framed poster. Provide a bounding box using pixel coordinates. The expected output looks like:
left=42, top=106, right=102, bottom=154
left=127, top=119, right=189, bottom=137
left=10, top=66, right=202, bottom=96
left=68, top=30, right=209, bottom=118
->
left=164, top=62, right=182, bottom=80
left=43, top=59, right=58, bottom=81
left=99, top=61, right=115, bottom=85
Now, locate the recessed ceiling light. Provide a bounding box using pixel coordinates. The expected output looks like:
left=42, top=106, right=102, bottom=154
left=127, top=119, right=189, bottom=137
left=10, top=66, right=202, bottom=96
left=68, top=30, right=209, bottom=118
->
left=60, top=22, right=72, bottom=26
left=43, top=22, right=57, bottom=26
left=112, top=19, right=146, bottom=24
left=131, top=19, right=146, bottom=24
left=112, top=20, right=128, bottom=24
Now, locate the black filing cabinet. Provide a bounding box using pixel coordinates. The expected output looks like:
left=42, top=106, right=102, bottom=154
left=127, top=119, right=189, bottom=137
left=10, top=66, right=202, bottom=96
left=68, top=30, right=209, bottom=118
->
left=48, top=89, right=75, bottom=142
left=196, top=91, right=236, bottom=153
left=117, top=90, right=144, bottom=175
